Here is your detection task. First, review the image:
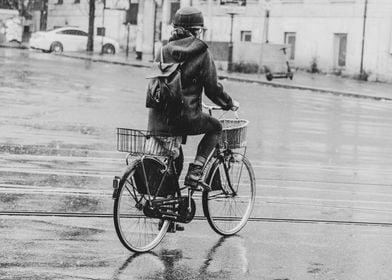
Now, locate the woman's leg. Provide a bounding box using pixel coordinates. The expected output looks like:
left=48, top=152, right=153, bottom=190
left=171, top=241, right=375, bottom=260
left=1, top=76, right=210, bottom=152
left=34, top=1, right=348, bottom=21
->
left=195, top=114, right=222, bottom=163
left=174, top=146, right=184, bottom=178
left=184, top=115, right=222, bottom=189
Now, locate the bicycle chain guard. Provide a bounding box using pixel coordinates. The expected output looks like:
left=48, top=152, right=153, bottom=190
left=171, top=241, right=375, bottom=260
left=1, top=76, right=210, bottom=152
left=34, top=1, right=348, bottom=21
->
left=142, top=196, right=196, bottom=224
left=177, top=196, right=196, bottom=223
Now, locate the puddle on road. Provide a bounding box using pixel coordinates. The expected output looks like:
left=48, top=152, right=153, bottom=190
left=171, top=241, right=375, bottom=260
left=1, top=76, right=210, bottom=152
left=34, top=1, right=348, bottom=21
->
left=0, top=193, right=21, bottom=205
left=0, top=143, right=106, bottom=156
left=58, top=225, right=105, bottom=241
left=58, top=195, right=101, bottom=213
left=0, top=170, right=102, bottom=189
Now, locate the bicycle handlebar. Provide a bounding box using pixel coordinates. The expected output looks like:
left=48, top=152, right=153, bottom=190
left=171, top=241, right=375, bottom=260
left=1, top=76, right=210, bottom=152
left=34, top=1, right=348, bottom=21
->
left=202, top=103, right=223, bottom=111
left=202, top=103, right=239, bottom=119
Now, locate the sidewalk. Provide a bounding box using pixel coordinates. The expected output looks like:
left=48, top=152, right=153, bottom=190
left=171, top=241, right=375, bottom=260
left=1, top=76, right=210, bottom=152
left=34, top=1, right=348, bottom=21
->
left=3, top=42, right=392, bottom=101
left=58, top=51, right=392, bottom=101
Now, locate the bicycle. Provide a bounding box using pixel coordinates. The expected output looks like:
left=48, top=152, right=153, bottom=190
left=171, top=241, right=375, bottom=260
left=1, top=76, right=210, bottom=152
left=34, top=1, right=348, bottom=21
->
left=112, top=104, right=256, bottom=253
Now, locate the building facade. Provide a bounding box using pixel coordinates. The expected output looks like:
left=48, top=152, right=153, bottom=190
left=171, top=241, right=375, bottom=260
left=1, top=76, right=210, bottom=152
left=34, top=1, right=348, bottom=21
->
left=191, top=0, right=392, bottom=81
left=39, top=0, right=392, bottom=81
left=265, top=0, right=392, bottom=82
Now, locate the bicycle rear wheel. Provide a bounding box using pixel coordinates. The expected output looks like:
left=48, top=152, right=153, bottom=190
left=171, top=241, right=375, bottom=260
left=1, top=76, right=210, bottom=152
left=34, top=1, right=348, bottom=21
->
left=113, top=162, right=170, bottom=252
left=202, top=152, right=255, bottom=236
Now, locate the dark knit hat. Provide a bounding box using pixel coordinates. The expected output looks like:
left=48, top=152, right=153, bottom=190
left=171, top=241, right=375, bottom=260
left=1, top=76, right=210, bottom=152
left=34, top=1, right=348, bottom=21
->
left=173, top=6, right=204, bottom=29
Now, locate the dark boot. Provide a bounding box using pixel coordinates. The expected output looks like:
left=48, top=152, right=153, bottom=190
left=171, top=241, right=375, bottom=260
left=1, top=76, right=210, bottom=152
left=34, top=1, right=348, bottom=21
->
left=184, top=163, right=202, bottom=188
left=184, top=163, right=211, bottom=191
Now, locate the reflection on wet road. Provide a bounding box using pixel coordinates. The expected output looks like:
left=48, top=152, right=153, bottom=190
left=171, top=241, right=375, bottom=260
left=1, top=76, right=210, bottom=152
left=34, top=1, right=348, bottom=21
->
left=115, top=236, right=249, bottom=280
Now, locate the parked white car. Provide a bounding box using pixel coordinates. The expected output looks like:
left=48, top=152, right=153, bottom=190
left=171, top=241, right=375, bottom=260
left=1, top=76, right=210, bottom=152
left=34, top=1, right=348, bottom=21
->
left=29, top=27, right=120, bottom=54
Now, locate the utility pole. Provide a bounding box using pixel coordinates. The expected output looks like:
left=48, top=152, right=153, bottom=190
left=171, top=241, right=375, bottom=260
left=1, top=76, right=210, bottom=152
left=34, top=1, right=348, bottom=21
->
left=152, top=0, right=157, bottom=59
left=227, top=12, right=236, bottom=73
left=263, top=9, right=270, bottom=43
left=100, top=0, right=106, bottom=55
left=359, top=0, right=368, bottom=78
left=126, top=23, right=131, bottom=57
left=87, top=0, right=95, bottom=53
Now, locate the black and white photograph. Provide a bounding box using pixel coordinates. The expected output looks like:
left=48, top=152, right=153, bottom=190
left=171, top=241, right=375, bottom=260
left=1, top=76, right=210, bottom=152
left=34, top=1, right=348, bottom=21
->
left=1, top=0, right=392, bottom=279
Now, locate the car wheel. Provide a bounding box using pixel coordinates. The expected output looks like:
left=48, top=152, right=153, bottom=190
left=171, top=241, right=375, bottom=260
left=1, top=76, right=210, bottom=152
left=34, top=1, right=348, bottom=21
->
left=266, top=73, right=273, bottom=81
left=102, top=44, right=115, bottom=54
left=50, top=42, right=63, bottom=53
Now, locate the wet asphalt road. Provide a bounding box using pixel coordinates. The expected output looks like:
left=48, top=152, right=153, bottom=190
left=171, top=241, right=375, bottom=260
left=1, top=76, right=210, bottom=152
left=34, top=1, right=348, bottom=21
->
left=1, top=48, right=392, bottom=279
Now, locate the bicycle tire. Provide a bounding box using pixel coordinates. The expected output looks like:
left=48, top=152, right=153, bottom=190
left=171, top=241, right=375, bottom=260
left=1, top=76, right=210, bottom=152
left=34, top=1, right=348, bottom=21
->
left=202, top=153, right=255, bottom=236
left=113, top=161, right=170, bottom=252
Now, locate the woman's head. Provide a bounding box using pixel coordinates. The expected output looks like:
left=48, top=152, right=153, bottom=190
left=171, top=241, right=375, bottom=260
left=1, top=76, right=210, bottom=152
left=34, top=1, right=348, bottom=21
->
left=170, top=7, right=204, bottom=40
left=173, top=6, right=204, bottom=30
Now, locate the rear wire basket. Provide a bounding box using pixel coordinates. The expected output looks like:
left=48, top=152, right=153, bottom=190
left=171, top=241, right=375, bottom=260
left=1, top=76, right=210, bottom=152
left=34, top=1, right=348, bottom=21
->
left=219, top=119, right=249, bottom=149
left=116, top=128, right=179, bottom=157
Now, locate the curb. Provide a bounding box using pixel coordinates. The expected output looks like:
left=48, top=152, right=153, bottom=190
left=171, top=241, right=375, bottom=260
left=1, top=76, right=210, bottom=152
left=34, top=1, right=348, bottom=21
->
left=57, top=53, right=392, bottom=102
left=58, top=53, right=151, bottom=68
left=218, top=74, right=392, bottom=102
left=0, top=44, right=28, bottom=50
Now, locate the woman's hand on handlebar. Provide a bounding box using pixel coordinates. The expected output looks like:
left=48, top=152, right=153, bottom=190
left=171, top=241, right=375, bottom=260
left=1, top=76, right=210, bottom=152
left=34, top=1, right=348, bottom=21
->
left=231, top=99, right=240, bottom=111
left=202, top=101, right=240, bottom=111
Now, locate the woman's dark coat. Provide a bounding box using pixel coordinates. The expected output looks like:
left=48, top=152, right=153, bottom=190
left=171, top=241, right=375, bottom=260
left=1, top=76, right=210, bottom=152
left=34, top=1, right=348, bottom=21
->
left=147, top=36, right=233, bottom=135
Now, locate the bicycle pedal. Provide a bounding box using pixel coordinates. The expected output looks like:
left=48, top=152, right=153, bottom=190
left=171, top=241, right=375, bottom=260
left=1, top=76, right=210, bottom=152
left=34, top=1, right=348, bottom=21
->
left=195, top=182, right=211, bottom=192
left=167, top=222, right=184, bottom=233
left=175, top=224, right=184, bottom=231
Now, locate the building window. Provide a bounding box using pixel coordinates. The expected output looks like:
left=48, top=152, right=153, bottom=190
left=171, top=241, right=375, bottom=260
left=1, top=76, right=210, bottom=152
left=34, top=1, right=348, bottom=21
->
left=170, top=2, right=181, bottom=24
left=281, top=0, right=303, bottom=3
left=330, top=0, right=355, bottom=3
left=126, top=3, right=138, bottom=25
left=334, top=33, right=347, bottom=67
left=0, top=0, right=13, bottom=9
left=74, top=0, right=80, bottom=3
left=57, top=0, right=63, bottom=4
left=240, top=31, right=252, bottom=42
left=284, top=32, right=296, bottom=60
left=97, top=27, right=105, bottom=36
left=220, top=0, right=246, bottom=6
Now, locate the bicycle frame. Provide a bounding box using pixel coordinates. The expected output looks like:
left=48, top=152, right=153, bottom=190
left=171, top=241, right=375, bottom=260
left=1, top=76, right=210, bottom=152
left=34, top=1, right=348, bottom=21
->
left=113, top=106, right=255, bottom=252
left=117, top=104, right=246, bottom=222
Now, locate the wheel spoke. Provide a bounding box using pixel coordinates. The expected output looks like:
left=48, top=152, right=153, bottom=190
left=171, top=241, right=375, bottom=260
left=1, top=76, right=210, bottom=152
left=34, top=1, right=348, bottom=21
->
left=203, top=154, right=255, bottom=236
left=113, top=163, right=170, bottom=252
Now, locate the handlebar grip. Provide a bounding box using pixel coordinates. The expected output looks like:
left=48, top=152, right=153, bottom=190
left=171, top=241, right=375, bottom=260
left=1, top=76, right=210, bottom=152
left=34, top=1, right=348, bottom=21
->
left=202, top=103, right=222, bottom=111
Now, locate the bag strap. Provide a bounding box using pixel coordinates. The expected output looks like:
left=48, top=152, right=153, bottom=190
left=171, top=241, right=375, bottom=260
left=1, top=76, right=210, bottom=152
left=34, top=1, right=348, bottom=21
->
left=160, top=47, right=164, bottom=63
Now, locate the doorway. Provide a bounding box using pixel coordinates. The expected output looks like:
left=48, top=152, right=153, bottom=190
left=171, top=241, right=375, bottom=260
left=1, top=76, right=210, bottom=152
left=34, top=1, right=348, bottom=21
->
left=334, top=33, right=347, bottom=69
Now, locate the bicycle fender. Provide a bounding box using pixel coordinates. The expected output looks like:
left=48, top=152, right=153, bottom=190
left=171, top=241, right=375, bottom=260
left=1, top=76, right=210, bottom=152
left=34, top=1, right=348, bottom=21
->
left=112, top=159, right=140, bottom=199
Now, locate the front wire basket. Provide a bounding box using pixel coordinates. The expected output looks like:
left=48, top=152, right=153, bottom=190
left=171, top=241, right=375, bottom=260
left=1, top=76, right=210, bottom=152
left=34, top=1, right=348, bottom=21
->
left=116, top=128, right=180, bottom=157
left=219, top=119, right=249, bottom=149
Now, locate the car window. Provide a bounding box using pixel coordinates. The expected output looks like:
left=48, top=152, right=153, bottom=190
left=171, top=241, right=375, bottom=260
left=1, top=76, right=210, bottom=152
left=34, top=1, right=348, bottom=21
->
left=67, top=30, right=87, bottom=36
left=55, top=29, right=87, bottom=36
left=56, top=30, right=69, bottom=35
left=77, top=30, right=88, bottom=36
left=67, top=30, right=79, bottom=36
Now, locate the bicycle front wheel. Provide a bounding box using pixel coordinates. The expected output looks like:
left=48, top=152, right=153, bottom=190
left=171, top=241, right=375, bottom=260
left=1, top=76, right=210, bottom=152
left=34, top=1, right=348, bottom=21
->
left=202, top=153, right=255, bottom=236
left=113, top=163, right=170, bottom=253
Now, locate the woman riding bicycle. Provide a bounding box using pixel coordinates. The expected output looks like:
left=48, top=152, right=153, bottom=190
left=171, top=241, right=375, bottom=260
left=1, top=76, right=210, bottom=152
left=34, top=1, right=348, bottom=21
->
left=147, top=6, right=239, bottom=190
